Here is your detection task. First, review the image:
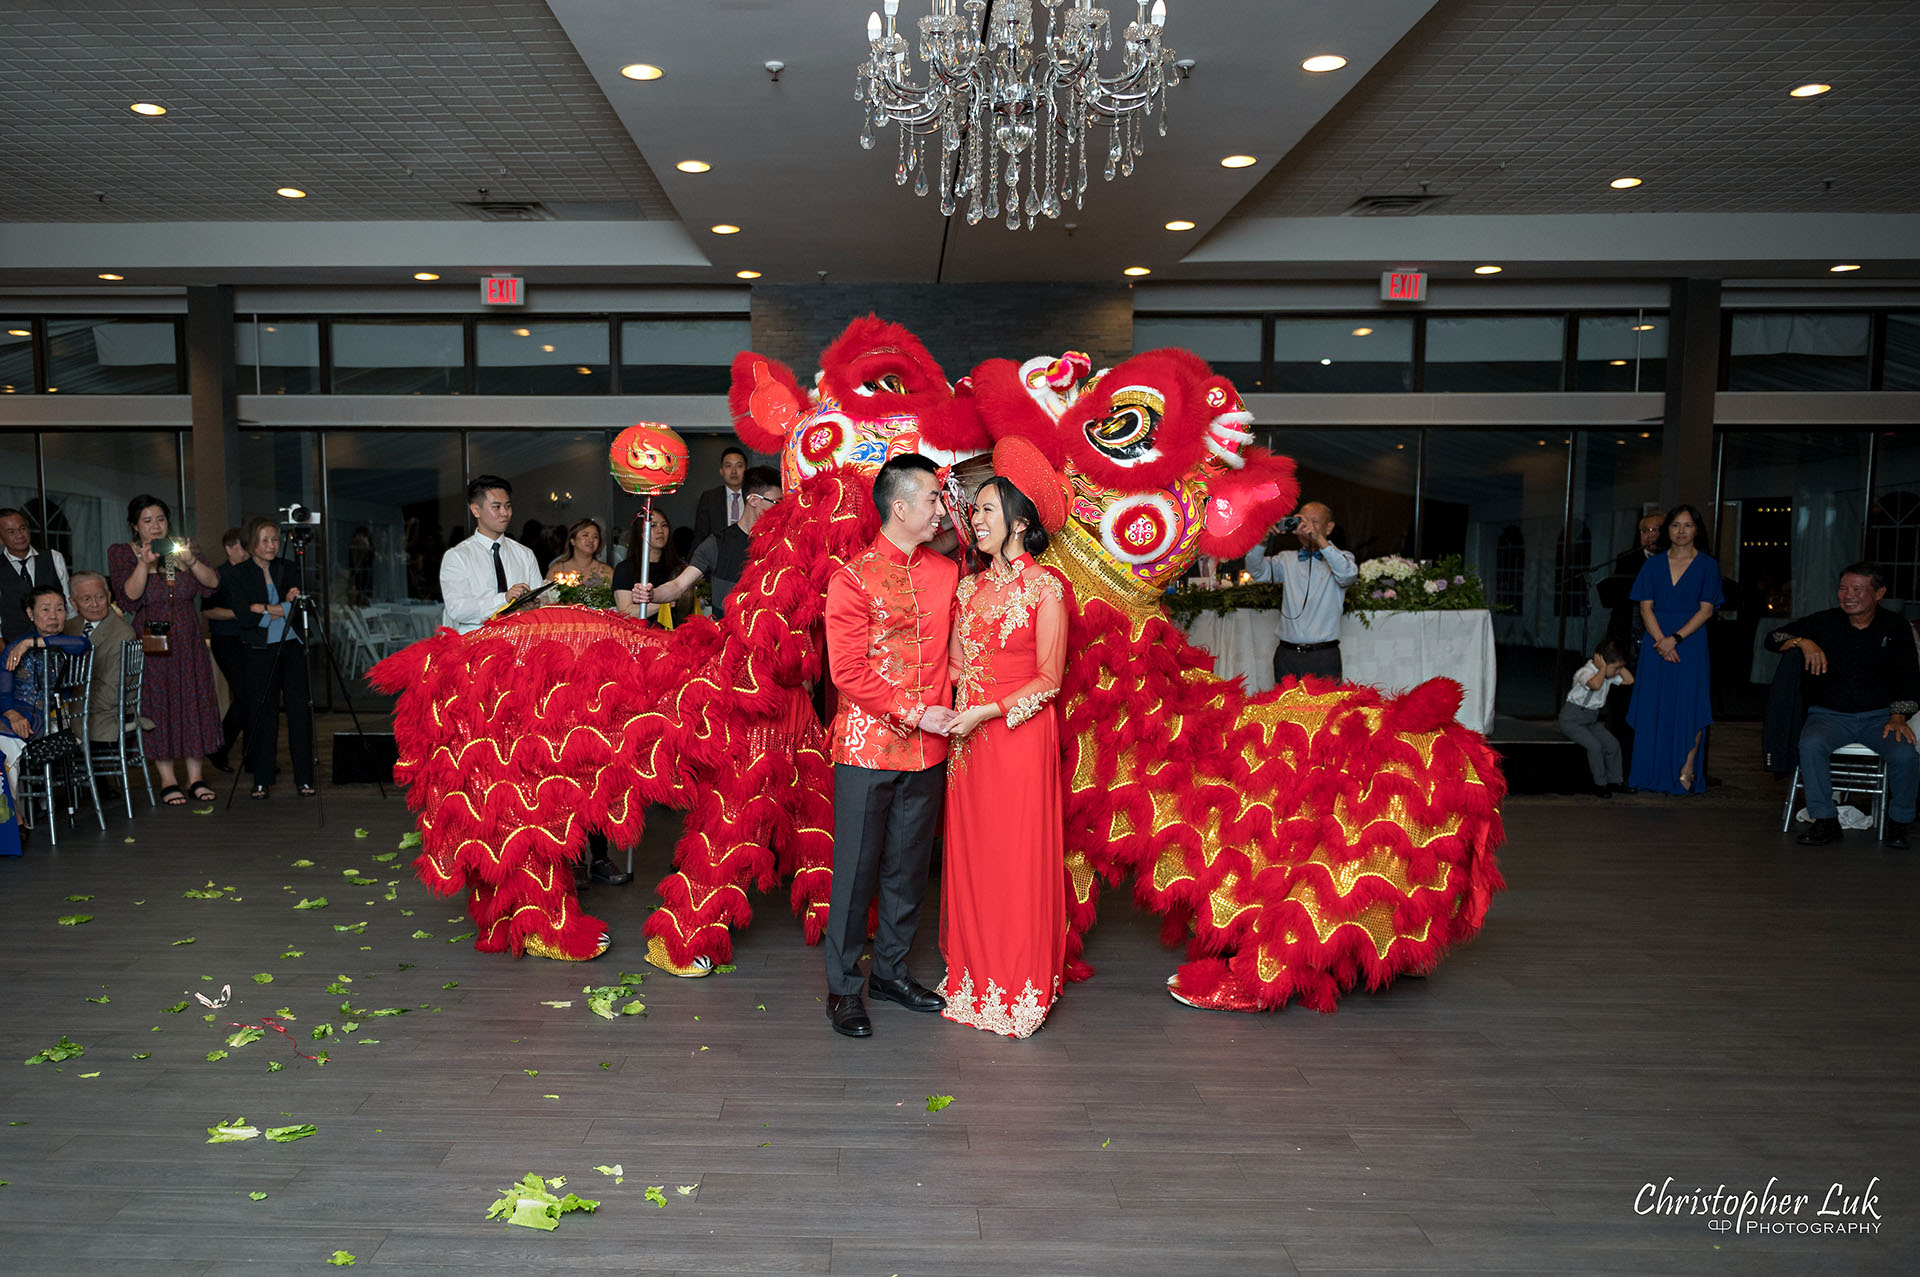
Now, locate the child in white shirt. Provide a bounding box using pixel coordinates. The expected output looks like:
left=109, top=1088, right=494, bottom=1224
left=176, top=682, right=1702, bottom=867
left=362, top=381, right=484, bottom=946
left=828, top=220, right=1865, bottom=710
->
left=1560, top=638, right=1635, bottom=795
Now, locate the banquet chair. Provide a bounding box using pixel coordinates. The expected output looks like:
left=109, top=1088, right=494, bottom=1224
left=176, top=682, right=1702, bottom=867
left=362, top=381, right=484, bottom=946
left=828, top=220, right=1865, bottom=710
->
left=18, top=646, right=104, bottom=843
left=89, top=638, right=155, bottom=817
left=1780, top=742, right=1888, bottom=838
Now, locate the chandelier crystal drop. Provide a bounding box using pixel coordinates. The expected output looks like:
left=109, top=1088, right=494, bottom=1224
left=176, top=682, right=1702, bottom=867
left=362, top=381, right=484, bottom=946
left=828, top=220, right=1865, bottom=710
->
left=857, top=0, right=1175, bottom=230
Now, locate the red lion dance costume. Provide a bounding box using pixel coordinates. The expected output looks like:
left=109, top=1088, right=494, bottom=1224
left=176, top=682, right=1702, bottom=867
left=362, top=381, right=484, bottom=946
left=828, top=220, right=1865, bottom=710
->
left=371, top=317, right=1505, bottom=1010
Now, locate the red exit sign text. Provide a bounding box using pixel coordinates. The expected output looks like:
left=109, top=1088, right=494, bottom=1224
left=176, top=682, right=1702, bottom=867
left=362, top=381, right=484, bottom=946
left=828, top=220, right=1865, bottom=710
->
left=1380, top=270, right=1427, bottom=302
left=482, top=275, right=525, bottom=306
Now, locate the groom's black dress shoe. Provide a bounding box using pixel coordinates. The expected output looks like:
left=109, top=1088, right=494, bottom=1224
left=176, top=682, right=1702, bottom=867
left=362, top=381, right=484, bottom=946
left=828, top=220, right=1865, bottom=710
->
left=827, top=994, right=871, bottom=1037
left=868, top=975, right=946, bottom=1012
left=1796, top=817, right=1842, bottom=847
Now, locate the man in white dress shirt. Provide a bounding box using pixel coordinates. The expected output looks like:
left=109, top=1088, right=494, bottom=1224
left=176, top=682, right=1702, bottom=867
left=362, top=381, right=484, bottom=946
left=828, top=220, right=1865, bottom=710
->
left=1243, top=501, right=1360, bottom=683
left=0, top=506, right=73, bottom=648
left=439, top=475, right=542, bottom=635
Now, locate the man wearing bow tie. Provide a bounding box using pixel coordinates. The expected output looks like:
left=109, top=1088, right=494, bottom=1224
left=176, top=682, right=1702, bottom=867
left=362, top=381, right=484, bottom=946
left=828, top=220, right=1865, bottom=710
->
left=1243, top=501, right=1359, bottom=684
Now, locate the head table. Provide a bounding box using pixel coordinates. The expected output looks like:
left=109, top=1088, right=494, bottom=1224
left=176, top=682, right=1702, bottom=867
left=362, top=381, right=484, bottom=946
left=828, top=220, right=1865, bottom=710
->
left=1176, top=606, right=1497, bottom=733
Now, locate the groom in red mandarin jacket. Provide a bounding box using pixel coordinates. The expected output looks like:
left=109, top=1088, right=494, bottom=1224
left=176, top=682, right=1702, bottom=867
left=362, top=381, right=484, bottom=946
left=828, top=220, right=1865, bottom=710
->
left=821, top=454, right=960, bottom=1038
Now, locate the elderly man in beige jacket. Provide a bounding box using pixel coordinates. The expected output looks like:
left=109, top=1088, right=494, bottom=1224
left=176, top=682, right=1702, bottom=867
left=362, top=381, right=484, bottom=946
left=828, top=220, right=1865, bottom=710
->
left=63, top=570, right=141, bottom=744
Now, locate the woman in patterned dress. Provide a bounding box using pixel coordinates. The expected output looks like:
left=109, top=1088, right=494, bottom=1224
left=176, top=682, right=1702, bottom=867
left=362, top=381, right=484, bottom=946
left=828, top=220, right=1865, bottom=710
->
left=107, top=494, right=224, bottom=806
left=938, top=440, right=1070, bottom=1039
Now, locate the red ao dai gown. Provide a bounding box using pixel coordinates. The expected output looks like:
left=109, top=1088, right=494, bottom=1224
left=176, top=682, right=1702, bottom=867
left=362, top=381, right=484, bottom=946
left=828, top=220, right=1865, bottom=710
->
left=938, top=553, right=1069, bottom=1039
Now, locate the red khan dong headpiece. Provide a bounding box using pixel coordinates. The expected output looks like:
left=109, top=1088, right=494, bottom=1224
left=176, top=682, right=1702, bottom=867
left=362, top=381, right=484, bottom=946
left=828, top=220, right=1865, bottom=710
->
left=990, top=435, right=1068, bottom=534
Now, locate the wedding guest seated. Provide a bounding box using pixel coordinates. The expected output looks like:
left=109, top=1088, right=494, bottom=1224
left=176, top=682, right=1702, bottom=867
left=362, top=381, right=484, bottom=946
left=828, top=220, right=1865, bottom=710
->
left=1766, top=561, right=1920, bottom=849
left=62, top=571, right=140, bottom=745
left=1, top=586, right=91, bottom=854
left=546, top=517, right=614, bottom=587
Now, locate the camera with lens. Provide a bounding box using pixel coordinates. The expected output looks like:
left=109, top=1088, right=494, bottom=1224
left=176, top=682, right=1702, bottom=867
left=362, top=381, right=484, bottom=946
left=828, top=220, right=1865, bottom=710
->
left=1277, top=514, right=1303, bottom=534
left=280, top=504, right=322, bottom=527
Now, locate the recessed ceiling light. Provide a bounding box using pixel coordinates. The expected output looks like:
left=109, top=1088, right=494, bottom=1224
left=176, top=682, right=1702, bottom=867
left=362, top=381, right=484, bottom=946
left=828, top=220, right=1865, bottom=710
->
left=735, top=270, right=762, bottom=280
left=1609, top=177, right=1642, bottom=189
left=1789, top=83, right=1832, bottom=98
left=513, top=327, right=531, bottom=337
left=1632, top=323, right=1655, bottom=331
left=1640, top=432, right=1652, bottom=438
left=97, top=273, right=124, bottom=280
left=263, top=325, right=277, bottom=333
left=1351, top=327, right=1373, bottom=336
left=1609, top=359, right=1628, bottom=366
left=1219, top=154, right=1257, bottom=169
left=676, top=160, right=711, bottom=173
left=1473, top=264, right=1502, bottom=275
left=620, top=63, right=665, bottom=81
left=710, top=224, right=740, bottom=235
left=6, top=329, right=28, bottom=337
left=1164, top=219, right=1195, bottom=231
left=1301, top=54, right=1348, bottom=73
left=129, top=102, right=167, bottom=116
left=576, top=366, right=593, bottom=375
left=276, top=187, right=307, bottom=199
left=413, top=272, right=439, bottom=281
left=1319, top=357, right=1332, bottom=365
left=1830, top=263, right=1861, bottom=272
left=541, top=344, right=556, bottom=352
left=1123, top=266, right=1151, bottom=277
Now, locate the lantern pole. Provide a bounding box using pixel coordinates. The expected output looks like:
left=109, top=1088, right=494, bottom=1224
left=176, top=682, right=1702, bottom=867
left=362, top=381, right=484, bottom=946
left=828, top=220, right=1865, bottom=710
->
left=638, top=495, right=655, bottom=590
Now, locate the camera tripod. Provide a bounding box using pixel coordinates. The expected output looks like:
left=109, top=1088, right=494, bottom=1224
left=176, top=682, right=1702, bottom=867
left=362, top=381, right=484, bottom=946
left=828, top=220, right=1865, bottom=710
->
left=224, top=526, right=386, bottom=825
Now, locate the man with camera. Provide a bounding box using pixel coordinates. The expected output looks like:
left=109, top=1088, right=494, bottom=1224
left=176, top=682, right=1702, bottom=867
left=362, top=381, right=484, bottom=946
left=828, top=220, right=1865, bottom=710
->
left=440, top=475, right=542, bottom=635
left=1243, top=501, right=1360, bottom=683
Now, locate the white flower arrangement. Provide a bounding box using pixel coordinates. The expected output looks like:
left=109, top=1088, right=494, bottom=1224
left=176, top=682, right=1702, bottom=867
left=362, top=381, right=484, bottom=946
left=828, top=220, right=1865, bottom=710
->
left=1358, top=554, right=1419, bottom=584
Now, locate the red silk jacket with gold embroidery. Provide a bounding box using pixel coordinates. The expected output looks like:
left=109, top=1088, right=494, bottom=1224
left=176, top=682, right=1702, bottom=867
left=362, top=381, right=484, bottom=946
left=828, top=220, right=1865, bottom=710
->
left=824, top=534, right=959, bottom=771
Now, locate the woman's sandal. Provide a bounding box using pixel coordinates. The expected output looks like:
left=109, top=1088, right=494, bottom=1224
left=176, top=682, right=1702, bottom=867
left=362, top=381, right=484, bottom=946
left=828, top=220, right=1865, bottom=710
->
left=250, top=785, right=270, bottom=800
left=297, top=784, right=317, bottom=797
left=188, top=782, right=218, bottom=803
left=1678, top=766, right=1696, bottom=792
left=159, top=784, right=187, bottom=806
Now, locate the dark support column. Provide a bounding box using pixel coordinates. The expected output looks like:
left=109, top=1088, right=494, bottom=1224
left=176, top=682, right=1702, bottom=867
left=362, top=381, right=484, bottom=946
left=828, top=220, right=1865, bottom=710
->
left=186, top=285, right=239, bottom=536
left=1659, top=278, right=1720, bottom=513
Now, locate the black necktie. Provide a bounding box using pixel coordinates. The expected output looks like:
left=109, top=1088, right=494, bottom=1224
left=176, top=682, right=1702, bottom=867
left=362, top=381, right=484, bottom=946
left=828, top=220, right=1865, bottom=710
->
left=10, top=555, right=27, bottom=586
left=83, top=621, right=97, bottom=637
left=492, top=541, right=507, bottom=592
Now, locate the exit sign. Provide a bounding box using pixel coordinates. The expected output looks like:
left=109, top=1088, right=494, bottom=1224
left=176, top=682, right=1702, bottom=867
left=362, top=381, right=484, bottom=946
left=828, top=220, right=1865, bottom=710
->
left=482, top=275, right=525, bottom=306
left=1380, top=270, right=1427, bottom=302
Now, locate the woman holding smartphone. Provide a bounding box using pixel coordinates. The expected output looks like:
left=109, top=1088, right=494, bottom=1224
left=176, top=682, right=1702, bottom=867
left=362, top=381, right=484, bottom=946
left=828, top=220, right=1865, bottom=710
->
left=107, top=493, right=223, bottom=806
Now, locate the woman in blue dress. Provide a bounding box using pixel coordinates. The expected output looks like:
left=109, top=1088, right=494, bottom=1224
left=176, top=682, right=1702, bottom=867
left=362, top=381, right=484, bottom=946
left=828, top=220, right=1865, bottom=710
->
left=1626, top=505, right=1724, bottom=794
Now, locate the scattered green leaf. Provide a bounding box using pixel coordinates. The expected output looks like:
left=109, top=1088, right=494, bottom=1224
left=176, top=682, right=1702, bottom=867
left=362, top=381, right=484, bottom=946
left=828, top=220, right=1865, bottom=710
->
left=292, top=859, right=315, bottom=868
left=599, top=1061, right=612, bottom=1070
left=1102, top=1137, right=1112, bottom=1148
left=56, top=914, right=93, bottom=926
left=446, top=932, right=475, bottom=943
left=193, top=806, right=214, bottom=815
left=160, top=1001, right=188, bottom=1014
left=398, top=831, right=422, bottom=850
left=326, top=1251, right=355, bottom=1268
left=268, top=1061, right=284, bottom=1072
left=332, top=922, right=367, bottom=934
left=325, top=982, right=350, bottom=995
left=251, top=972, right=274, bottom=985
left=345, top=876, right=377, bottom=886
left=371, top=851, right=398, bottom=863
left=410, top=930, right=433, bottom=940
left=171, top=938, right=196, bottom=946
left=293, top=896, right=329, bottom=910
left=594, top=1164, right=624, bottom=1184
left=64, top=894, right=93, bottom=902
left=24, top=1035, right=85, bottom=1065
left=353, top=828, right=369, bottom=839
left=274, top=1007, right=296, bottom=1019
left=207, top=1117, right=260, bottom=1143
left=311, top=1024, right=333, bottom=1040
left=715, top=964, right=737, bottom=973
left=523, top=1068, right=539, bottom=1077
left=85, top=994, right=110, bottom=1005
left=539, top=1000, right=572, bottom=1009
left=441, top=981, right=459, bottom=990
left=926, top=1094, right=955, bottom=1113
left=644, top=1185, right=667, bottom=1207
left=78, top=1071, right=101, bottom=1078
left=182, top=886, right=225, bottom=899
left=132, top=1052, right=151, bottom=1060
left=485, top=1172, right=599, bottom=1231
left=280, top=949, right=305, bottom=959
left=226, top=1027, right=266, bottom=1049
left=206, top=1050, right=229, bottom=1062
left=266, top=1123, right=317, bottom=1142
left=248, top=1191, right=267, bottom=1201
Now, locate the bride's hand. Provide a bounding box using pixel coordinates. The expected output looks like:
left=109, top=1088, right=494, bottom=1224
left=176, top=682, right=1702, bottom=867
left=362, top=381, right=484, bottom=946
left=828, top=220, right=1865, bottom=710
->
left=949, top=705, right=994, bottom=737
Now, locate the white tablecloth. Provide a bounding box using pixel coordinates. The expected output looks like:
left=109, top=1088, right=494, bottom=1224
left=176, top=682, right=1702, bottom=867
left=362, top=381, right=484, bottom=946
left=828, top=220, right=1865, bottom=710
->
left=1339, top=609, right=1497, bottom=733
left=1180, top=608, right=1282, bottom=695
left=1179, top=606, right=1497, bottom=732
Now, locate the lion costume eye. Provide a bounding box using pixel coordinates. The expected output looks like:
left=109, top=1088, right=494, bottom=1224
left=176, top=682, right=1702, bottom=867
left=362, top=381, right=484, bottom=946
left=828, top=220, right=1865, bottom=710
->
left=862, top=372, right=909, bottom=395
left=1085, top=385, right=1163, bottom=464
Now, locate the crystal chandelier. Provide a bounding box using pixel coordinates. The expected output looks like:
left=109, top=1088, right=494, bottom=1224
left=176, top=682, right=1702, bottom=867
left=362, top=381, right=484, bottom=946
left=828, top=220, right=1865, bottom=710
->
left=856, top=0, right=1175, bottom=230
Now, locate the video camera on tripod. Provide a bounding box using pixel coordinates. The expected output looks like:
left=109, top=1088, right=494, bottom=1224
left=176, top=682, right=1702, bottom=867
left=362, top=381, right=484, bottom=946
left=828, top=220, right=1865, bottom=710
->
left=279, top=503, right=321, bottom=547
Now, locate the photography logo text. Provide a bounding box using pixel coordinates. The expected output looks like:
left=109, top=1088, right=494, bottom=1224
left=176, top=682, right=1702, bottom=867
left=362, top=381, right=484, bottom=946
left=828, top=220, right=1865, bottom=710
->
left=1635, top=1176, right=1881, bottom=1235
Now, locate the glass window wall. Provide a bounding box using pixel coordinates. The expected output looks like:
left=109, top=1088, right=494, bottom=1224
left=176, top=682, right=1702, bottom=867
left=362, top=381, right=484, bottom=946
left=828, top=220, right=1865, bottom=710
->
left=45, top=318, right=181, bottom=394
left=1256, top=428, right=1418, bottom=561
left=1270, top=318, right=1413, bottom=393
left=39, top=431, right=185, bottom=576
left=620, top=318, right=752, bottom=394
left=1574, top=314, right=1667, bottom=391
left=1, top=322, right=32, bottom=395
left=323, top=431, right=465, bottom=610
left=1134, top=316, right=1263, bottom=389
left=466, top=431, right=630, bottom=573
left=1727, top=312, right=1871, bottom=390
left=475, top=320, right=610, bottom=395
left=1423, top=316, right=1566, bottom=393
left=238, top=319, right=323, bottom=394
left=1883, top=314, right=1920, bottom=391
left=331, top=320, right=464, bottom=394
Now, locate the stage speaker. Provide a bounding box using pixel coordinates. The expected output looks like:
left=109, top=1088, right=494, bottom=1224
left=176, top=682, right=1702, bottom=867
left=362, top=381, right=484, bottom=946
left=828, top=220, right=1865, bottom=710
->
left=333, top=732, right=398, bottom=784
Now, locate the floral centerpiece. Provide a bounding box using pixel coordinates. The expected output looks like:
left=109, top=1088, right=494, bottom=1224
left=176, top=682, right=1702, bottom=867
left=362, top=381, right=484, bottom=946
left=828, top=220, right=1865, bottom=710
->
left=1349, top=553, right=1486, bottom=621
left=1164, top=572, right=1285, bottom=625
left=551, top=571, right=615, bottom=611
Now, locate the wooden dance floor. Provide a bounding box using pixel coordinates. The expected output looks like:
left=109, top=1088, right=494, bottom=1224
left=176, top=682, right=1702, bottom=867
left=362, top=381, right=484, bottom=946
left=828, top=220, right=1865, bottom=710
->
left=1, top=761, right=1914, bottom=1274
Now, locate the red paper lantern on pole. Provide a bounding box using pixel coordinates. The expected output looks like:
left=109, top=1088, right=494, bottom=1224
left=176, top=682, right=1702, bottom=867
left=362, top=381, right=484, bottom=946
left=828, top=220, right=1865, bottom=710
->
left=609, top=422, right=690, bottom=589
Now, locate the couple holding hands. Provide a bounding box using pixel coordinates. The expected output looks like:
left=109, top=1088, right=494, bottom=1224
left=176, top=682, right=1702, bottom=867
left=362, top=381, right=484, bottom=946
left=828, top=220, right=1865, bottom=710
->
left=822, top=440, right=1068, bottom=1041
